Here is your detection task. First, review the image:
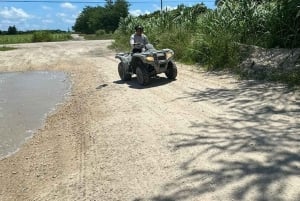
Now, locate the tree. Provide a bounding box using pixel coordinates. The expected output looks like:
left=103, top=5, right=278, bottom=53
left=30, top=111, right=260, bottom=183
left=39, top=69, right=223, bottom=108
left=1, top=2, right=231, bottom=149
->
left=73, top=6, right=105, bottom=34
left=8, top=25, right=17, bottom=35
left=102, top=0, right=129, bottom=32
left=72, top=0, right=129, bottom=34
left=105, top=0, right=113, bottom=8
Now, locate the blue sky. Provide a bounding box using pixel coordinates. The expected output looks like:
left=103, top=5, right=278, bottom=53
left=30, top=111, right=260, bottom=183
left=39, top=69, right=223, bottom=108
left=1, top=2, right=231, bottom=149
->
left=0, top=0, right=216, bottom=31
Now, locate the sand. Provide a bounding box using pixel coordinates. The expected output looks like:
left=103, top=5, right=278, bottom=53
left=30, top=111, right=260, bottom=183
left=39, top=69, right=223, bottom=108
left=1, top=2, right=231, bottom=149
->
left=0, top=40, right=299, bottom=201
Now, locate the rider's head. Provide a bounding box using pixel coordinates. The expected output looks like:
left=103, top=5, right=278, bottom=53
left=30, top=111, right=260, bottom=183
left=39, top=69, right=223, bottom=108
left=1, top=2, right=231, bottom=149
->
left=135, top=25, right=144, bottom=35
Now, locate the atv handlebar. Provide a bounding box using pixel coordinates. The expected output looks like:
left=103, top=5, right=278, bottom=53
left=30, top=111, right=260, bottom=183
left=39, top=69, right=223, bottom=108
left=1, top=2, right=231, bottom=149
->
left=133, top=43, right=144, bottom=49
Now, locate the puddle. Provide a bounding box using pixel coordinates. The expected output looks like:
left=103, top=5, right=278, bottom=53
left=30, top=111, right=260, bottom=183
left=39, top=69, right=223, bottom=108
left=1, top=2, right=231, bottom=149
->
left=0, top=71, right=71, bottom=159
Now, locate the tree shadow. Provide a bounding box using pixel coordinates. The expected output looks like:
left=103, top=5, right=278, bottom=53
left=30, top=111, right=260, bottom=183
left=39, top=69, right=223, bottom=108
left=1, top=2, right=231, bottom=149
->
left=136, top=81, right=300, bottom=201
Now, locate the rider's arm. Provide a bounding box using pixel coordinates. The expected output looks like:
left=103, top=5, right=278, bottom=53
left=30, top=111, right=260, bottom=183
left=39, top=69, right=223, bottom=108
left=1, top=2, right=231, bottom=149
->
left=130, top=34, right=135, bottom=48
left=143, top=34, right=149, bottom=45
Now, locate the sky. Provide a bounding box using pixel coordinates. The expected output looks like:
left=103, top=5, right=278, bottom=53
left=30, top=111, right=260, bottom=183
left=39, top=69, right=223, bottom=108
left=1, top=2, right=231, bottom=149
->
left=0, top=0, right=216, bottom=31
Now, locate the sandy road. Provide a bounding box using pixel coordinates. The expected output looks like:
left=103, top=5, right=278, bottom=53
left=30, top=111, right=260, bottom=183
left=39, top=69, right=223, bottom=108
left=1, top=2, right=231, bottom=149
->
left=0, top=40, right=299, bottom=201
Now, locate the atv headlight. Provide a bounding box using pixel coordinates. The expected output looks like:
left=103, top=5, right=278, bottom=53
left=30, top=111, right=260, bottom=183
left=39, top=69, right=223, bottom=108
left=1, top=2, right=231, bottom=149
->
left=146, top=56, right=154, bottom=62
left=166, top=51, right=174, bottom=59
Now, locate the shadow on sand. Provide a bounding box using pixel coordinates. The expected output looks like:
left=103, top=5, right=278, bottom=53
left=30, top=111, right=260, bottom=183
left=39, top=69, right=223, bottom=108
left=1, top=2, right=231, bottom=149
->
left=114, top=76, right=174, bottom=89
left=134, top=81, right=300, bottom=201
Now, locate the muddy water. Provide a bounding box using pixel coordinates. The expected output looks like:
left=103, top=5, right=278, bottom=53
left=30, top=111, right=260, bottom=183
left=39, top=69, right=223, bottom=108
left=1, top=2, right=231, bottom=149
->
left=0, top=71, right=71, bottom=159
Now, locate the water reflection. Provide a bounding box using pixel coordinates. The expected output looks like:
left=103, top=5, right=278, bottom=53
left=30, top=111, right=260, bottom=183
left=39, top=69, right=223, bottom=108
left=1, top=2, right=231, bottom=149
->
left=0, top=71, right=71, bottom=159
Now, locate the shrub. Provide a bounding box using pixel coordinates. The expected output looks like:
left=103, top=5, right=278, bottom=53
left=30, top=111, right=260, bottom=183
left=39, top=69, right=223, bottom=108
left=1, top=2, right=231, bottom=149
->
left=96, top=29, right=106, bottom=36
left=32, top=31, right=52, bottom=42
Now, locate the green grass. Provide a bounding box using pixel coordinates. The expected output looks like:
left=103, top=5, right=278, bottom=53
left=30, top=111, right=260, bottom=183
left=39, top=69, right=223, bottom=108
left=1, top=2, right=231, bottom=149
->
left=0, top=46, right=17, bottom=51
left=0, top=34, right=32, bottom=44
left=0, top=33, right=72, bottom=44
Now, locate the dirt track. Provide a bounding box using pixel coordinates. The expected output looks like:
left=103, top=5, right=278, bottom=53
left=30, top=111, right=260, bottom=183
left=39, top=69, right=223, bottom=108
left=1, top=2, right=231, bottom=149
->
left=0, top=40, right=299, bottom=201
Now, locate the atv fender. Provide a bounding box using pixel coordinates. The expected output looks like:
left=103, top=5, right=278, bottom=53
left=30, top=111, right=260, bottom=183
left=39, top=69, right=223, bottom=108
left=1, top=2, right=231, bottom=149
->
left=115, top=53, right=131, bottom=71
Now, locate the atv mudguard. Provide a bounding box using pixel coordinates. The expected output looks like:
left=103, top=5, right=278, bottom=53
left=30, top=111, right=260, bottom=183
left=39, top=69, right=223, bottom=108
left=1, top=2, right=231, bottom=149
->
left=115, top=53, right=132, bottom=72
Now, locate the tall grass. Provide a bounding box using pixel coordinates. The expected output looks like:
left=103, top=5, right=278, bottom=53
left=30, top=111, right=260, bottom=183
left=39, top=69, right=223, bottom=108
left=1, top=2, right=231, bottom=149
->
left=50, top=33, right=72, bottom=41
left=202, top=0, right=299, bottom=49
left=113, top=0, right=299, bottom=68
left=190, top=0, right=300, bottom=69
left=188, top=1, right=267, bottom=69
left=268, top=0, right=300, bottom=48
left=112, top=4, right=206, bottom=59
left=0, top=32, right=72, bottom=44
left=0, top=34, right=32, bottom=44
left=112, top=0, right=300, bottom=85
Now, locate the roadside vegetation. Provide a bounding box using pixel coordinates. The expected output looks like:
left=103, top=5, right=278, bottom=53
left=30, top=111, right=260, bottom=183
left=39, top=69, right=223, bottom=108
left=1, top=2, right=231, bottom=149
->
left=80, top=29, right=114, bottom=40
left=0, top=31, right=71, bottom=45
left=0, top=46, right=16, bottom=51
left=1, top=0, right=299, bottom=85
left=72, top=0, right=129, bottom=34
left=113, top=0, right=300, bottom=85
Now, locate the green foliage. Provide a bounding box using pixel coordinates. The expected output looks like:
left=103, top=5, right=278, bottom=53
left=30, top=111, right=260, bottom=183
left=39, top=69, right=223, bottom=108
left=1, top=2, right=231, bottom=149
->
left=73, top=0, right=129, bottom=34
left=32, top=31, right=53, bottom=42
left=206, top=0, right=273, bottom=46
left=269, top=70, right=300, bottom=86
left=156, top=28, right=193, bottom=62
left=267, top=0, right=300, bottom=48
left=7, top=25, right=17, bottom=35
left=208, top=0, right=300, bottom=49
left=0, top=34, right=32, bottom=44
left=190, top=31, right=239, bottom=70
left=111, top=0, right=300, bottom=85
left=73, top=6, right=105, bottom=34
left=51, top=33, right=72, bottom=41
left=96, top=29, right=106, bottom=36
left=112, top=3, right=207, bottom=56
left=0, top=32, right=71, bottom=44
left=189, top=0, right=300, bottom=69
left=30, top=31, right=71, bottom=42
left=0, top=46, right=16, bottom=51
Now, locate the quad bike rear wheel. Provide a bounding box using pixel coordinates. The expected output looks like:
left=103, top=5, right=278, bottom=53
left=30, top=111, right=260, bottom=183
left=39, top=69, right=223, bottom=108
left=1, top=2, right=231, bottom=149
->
left=136, top=67, right=150, bottom=85
left=165, top=61, right=177, bottom=79
left=118, top=62, right=131, bottom=81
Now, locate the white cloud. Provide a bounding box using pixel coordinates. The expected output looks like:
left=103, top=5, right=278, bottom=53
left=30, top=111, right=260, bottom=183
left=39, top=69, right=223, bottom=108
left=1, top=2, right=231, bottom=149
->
left=42, top=6, right=52, bottom=10
left=56, top=12, right=76, bottom=24
left=165, top=5, right=177, bottom=11
left=72, top=13, right=79, bottom=18
left=63, top=18, right=75, bottom=24
left=153, top=4, right=177, bottom=12
left=0, top=7, right=31, bottom=19
left=42, top=19, right=54, bottom=24
left=129, top=9, right=150, bottom=16
left=0, top=19, right=14, bottom=28
left=57, top=13, right=67, bottom=18
left=60, top=2, right=76, bottom=10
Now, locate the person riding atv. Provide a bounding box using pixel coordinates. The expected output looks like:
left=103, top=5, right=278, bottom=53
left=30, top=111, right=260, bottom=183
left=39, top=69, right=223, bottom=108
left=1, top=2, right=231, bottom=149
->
left=115, top=25, right=177, bottom=85
left=130, top=25, right=149, bottom=53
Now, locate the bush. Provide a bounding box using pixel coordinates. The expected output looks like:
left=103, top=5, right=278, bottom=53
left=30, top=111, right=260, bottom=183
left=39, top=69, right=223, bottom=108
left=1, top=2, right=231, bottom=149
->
left=52, top=33, right=72, bottom=41
left=96, top=29, right=106, bottom=36
left=190, top=32, right=239, bottom=70
left=32, top=31, right=52, bottom=42
left=155, top=28, right=192, bottom=62
left=0, top=46, right=16, bottom=51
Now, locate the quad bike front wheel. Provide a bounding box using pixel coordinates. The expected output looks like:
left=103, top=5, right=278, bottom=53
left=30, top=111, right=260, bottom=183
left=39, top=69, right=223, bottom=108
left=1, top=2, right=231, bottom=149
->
left=136, top=67, right=150, bottom=85
left=165, top=61, right=177, bottom=80
left=118, top=62, right=131, bottom=81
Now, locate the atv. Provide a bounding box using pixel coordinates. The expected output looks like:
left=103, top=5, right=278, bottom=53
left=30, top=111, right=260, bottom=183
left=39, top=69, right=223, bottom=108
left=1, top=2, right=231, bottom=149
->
left=115, top=44, right=177, bottom=85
